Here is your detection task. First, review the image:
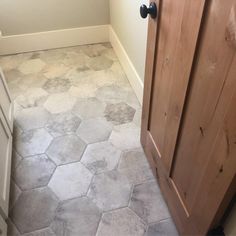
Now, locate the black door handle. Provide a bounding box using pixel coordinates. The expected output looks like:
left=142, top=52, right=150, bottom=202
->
left=140, top=2, right=157, bottom=19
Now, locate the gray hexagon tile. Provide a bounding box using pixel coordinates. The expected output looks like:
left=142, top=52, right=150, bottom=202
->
left=146, top=219, right=179, bottom=236
left=15, top=128, right=53, bottom=157
left=11, top=149, right=22, bottom=170
left=18, top=59, right=46, bottom=74
left=46, top=112, right=81, bottom=137
left=96, top=208, right=146, bottom=236
left=48, top=162, right=93, bottom=201
left=88, top=55, right=113, bottom=71
left=46, top=135, right=86, bottom=165
left=13, top=154, right=56, bottom=190
left=81, top=44, right=106, bottom=57
left=72, top=97, right=106, bottom=119
left=22, top=228, right=56, bottom=236
left=42, top=77, right=71, bottom=93
left=68, top=84, right=97, bottom=98
left=44, top=93, right=77, bottom=114
left=88, top=170, right=132, bottom=211
left=10, top=187, right=59, bottom=234
left=81, top=141, right=121, bottom=174
left=133, top=108, right=142, bottom=127
left=15, top=107, right=50, bottom=131
left=6, top=218, right=20, bottom=236
left=95, top=85, right=129, bottom=103
left=9, top=180, right=22, bottom=210
left=15, top=88, right=48, bottom=108
left=129, top=180, right=170, bottom=224
left=76, top=118, right=112, bottom=144
left=118, top=149, right=154, bottom=184
left=51, top=197, right=101, bottom=235
left=109, top=123, right=141, bottom=150
left=104, top=102, right=136, bottom=125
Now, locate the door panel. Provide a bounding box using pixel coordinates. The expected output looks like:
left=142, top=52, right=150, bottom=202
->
left=172, top=0, right=236, bottom=214
left=0, top=107, right=12, bottom=218
left=145, top=0, right=205, bottom=172
left=0, top=69, right=13, bottom=132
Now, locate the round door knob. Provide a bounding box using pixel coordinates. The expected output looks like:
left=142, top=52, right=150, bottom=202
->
left=140, top=2, right=157, bottom=19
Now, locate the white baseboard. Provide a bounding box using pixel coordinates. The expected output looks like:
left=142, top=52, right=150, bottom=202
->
left=0, top=25, right=109, bottom=55
left=109, top=27, right=143, bottom=104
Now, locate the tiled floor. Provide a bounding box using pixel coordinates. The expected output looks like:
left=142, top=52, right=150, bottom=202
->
left=0, top=43, right=179, bottom=236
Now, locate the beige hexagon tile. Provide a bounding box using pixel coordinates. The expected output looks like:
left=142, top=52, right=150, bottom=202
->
left=44, top=93, right=77, bottom=114
left=15, top=88, right=48, bottom=108
left=18, top=59, right=46, bottom=74
left=43, top=64, right=70, bottom=79
left=68, top=84, right=97, bottom=98
left=109, top=123, right=141, bottom=150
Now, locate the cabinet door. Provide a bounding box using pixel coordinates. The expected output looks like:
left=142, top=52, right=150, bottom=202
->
left=0, top=214, right=7, bottom=236
left=0, top=68, right=13, bottom=132
left=0, top=107, right=12, bottom=218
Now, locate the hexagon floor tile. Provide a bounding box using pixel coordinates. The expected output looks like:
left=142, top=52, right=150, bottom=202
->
left=15, top=128, right=53, bottom=157
left=109, top=123, right=141, bottom=150
left=118, top=149, right=154, bottom=184
left=76, top=118, right=112, bottom=144
left=10, top=187, right=59, bottom=234
left=96, top=208, right=146, bottom=236
left=104, top=102, right=136, bottom=125
left=72, top=97, right=106, bottom=120
left=81, top=141, right=121, bottom=174
left=129, top=180, right=171, bottom=224
left=87, top=170, right=132, bottom=211
left=87, top=55, right=113, bottom=71
left=46, top=134, right=86, bottom=165
left=51, top=197, right=101, bottom=235
left=46, top=112, right=81, bottom=137
left=48, top=162, right=93, bottom=201
left=13, top=154, right=56, bottom=190
left=42, top=77, right=71, bottom=93
left=146, top=218, right=179, bottom=236
left=18, top=59, right=46, bottom=75
left=44, top=93, right=77, bottom=114
left=15, top=107, right=50, bottom=131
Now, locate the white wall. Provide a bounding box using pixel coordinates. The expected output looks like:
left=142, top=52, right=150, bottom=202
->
left=0, top=0, right=110, bottom=36
left=109, top=0, right=148, bottom=81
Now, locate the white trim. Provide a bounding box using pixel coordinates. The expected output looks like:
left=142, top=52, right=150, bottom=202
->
left=0, top=25, right=109, bottom=55
left=109, top=26, right=144, bottom=104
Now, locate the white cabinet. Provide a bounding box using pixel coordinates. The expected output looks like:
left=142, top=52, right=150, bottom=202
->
left=0, top=68, right=13, bottom=236
left=0, top=214, right=7, bottom=236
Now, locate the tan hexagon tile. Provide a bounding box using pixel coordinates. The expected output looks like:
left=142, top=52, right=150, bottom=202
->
left=44, top=93, right=77, bottom=114
left=18, top=59, right=46, bottom=74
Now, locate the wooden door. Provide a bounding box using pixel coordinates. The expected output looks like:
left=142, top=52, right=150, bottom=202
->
left=141, top=0, right=236, bottom=235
